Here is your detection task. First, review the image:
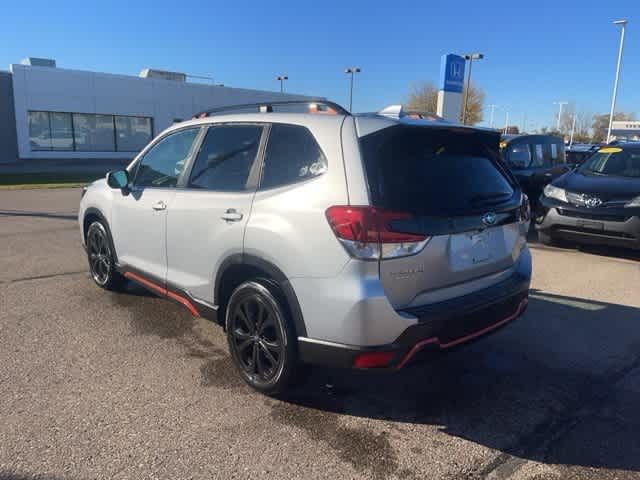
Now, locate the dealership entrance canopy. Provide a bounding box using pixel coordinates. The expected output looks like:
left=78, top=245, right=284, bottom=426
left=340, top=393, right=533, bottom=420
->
left=0, top=58, right=314, bottom=164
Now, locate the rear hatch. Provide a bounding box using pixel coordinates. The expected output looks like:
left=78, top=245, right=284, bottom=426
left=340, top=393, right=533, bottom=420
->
left=359, top=124, right=526, bottom=309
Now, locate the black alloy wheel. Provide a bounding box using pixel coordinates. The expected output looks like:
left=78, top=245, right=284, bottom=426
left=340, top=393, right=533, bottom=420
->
left=86, top=221, right=124, bottom=290
left=226, top=280, right=299, bottom=395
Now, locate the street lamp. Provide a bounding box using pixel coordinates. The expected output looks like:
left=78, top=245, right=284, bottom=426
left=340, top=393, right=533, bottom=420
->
left=607, top=20, right=628, bottom=144
left=503, top=109, right=510, bottom=135
left=344, top=67, right=361, bottom=112
left=276, top=75, right=288, bottom=93
left=462, top=53, right=484, bottom=125
left=569, top=114, right=577, bottom=148
left=553, top=101, right=568, bottom=131
left=487, top=104, right=497, bottom=129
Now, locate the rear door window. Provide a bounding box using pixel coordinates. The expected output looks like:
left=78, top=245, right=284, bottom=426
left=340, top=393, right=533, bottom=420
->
left=550, top=143, right=566, bottom=164
left=260, top=124, right=327, bottom=189
left=531, top=144, right=545, bottom=167
left=359, top=126, right=515, bottom=216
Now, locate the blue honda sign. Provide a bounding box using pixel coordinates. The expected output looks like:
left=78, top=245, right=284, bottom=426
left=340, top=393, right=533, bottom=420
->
left=439, top=54, right=466, bottom=93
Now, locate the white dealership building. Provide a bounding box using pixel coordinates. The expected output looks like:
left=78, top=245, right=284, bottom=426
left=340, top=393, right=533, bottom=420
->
left=0, top=58, right=313, bottom=164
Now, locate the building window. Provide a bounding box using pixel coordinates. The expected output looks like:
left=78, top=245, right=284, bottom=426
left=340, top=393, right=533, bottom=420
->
left=28, top=111, right=54, bottom=151
left=50, top=113, right=74, bottom=151
left=27, top=111, right=153, bottom=153
left=115, top=116, right=153, bottom=152
left=73, top=114, right=115, bottom=152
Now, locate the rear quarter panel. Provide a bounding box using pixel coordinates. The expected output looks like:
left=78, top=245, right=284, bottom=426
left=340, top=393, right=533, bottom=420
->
left=244, top=117, right=351, bottom=279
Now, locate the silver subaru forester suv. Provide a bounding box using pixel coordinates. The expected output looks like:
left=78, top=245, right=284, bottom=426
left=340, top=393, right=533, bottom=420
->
left=79, top=100, right=531, bottom=395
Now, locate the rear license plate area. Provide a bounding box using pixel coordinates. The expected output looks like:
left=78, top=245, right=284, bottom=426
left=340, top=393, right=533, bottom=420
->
left=450, top=231, right=493, bottom=269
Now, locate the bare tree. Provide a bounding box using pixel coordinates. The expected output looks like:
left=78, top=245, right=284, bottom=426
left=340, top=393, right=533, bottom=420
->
left=461, top=83, right=485, bottom=125
left=405, top=81, right=485, bottom=125
left=559, top=105, right=593, bottom=143
left=405, top=82, right=439, bottom=115
left=592, top=112, right=636, bottom=143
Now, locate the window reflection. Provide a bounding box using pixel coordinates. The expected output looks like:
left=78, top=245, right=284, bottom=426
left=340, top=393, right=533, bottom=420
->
left=115, top=116, right=153, bottom=152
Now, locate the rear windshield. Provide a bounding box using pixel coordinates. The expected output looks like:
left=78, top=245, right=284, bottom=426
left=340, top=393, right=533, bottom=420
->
left=360, top=126, right=516, bottom=216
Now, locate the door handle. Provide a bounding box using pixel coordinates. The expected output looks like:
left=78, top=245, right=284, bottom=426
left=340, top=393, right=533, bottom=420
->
left=152, top=201, right=167, bottom=211
left=221, top=208, right=243, bottom=222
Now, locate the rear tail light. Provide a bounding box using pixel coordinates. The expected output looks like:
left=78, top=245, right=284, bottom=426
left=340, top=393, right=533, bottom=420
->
left=325, top=206, right=430, bottom=260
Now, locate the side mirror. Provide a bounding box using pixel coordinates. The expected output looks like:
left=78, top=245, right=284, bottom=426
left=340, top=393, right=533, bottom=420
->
left=106, top=169, right=130, bottom=193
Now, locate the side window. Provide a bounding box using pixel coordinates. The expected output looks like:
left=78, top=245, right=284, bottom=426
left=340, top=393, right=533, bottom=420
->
left=507, top=144, right=531, bottom=169
left=531, top=144, right=545, bottom=167
left=260, top=124, right=327, bottom=189
left=550, top=143, right=566, bottom=164
left=188, top=125, right=263, bottom=191
left=134, top=128, right=199, bottom=188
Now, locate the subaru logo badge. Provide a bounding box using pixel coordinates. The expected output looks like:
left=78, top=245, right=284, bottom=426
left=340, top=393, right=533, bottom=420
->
left=482, top=212, right=497, bottom=226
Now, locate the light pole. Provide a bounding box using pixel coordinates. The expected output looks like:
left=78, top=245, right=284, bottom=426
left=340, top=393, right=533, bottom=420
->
left=504, top=110, right=510, bottom=135
left=488, top=104, right=497, bottom=129
left=345, top=67, right=361, bottom=112
left=276, top=75, right=288, bottom=93
left=462, top=53, right=484, bottom=125
left=553, top=101, right=568, bottom=131
left=569, top=114, right=577, bottom=148
left=607, top=20, right=628, bottom=144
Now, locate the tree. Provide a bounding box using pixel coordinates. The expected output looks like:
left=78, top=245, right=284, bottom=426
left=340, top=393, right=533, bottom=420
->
left=592, top=112, right=636, bottom=143
left=558, top=105, right=593, bottom=143
left=405, top=81, right=485, bottom=125
left=460, top=83, right=485, bottom=125
left=405, top=82, right=438, bottom=115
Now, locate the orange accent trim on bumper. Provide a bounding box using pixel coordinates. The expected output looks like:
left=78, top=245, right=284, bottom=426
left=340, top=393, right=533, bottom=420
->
left=123, top=271, right=200, bottom=317
left=396, top=298, right=528, bottom=369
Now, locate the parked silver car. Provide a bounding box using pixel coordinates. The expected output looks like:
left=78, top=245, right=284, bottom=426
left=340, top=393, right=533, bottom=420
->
left=79, top=101, right=532, bottom=395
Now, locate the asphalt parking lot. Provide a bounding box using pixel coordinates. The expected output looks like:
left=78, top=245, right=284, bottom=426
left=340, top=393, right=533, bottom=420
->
left=1, top=188, right=640, bottom=480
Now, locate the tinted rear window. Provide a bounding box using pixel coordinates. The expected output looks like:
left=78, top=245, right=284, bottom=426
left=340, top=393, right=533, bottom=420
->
left=360, top=126, right=515, bottom=216
left=260, top=124, right=327, bottom=189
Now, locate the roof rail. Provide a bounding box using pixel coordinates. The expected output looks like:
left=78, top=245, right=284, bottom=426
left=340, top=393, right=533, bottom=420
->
left=194, top=99, right=350, bottom=118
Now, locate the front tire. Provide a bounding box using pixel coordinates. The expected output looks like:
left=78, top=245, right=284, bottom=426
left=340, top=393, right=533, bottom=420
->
left=225, top=279, right=300, bottom=396
left=86, top=221, right=125, bottom=291
left=537, top=230, right=556, bottom=246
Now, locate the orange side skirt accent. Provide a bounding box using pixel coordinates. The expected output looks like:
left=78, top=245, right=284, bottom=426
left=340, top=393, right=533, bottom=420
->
left=123, top=271, right=200, bottom=317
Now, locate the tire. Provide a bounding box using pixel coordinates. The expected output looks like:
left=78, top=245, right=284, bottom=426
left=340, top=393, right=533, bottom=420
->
left=86, top=221, right=125, bottom=291
left=537, top=230, right=556, bottom=246
left=225, top=279, right=300, bottom=396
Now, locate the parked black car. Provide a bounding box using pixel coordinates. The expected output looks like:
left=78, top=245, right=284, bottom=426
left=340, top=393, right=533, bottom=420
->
left=537, top=145, right=640, bottom=249
left=501, top=135, right=570, bottom=213
left=566, top=144, right=600, bottom=166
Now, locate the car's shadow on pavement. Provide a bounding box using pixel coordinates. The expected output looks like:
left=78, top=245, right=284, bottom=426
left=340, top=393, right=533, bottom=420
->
left=278, top=291, right=640, bottom=474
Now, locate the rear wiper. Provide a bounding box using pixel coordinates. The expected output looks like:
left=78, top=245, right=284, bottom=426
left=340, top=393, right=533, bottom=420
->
left=469, top=192, right=511, bottom=204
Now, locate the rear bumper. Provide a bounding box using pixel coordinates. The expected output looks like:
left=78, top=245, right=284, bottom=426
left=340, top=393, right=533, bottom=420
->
left=537, top=201, right=640, bottom=250
left=298, top=252, right=531, bottom=369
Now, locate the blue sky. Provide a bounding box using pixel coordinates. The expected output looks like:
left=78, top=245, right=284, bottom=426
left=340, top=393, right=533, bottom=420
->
left=1, top=0, right=638, bottom=129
